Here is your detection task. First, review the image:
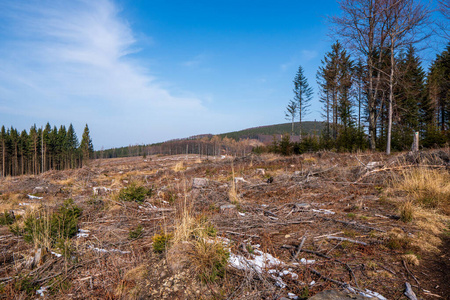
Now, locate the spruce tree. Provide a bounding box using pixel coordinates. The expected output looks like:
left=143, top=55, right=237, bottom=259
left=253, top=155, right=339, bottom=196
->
left=392, top=46, right=425, bottom=150
left=80, top=124, right=94, bottom=161
left=293, top=65, right=313, bottom=138
left=67, top=124, right=79, bottom=168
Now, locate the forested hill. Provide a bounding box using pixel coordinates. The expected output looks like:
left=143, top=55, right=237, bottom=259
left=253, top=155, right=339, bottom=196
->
left=219, top=121, right=324, bottom=141
left=96, top=121, right=324, bottom=159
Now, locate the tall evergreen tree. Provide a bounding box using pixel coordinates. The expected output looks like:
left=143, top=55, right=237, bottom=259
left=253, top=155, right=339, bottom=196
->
left=80, top=124, right=94, bottom=161
left=392, top=46, right=425, bottom=150
left=67, top=124, right=79, bottom=168
left=293, top=65, right=313, bottom=138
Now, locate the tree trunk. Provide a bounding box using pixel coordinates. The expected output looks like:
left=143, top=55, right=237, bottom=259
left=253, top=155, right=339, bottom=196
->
left=386, top=40, right=394, bottom=155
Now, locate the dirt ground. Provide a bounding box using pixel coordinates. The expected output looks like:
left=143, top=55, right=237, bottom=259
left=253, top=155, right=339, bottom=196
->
left=0, top=150, right=449, bottom=299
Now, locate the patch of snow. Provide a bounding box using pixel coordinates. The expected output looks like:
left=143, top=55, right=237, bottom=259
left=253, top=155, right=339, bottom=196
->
left=310, top=280, right=316, bottom=286
left=51, top=251, right=62, bottom=258
left=228, top=249, right=298, bottom=289
left=36, top=286, right=47, bottom=297
left=288, top=292, right=299, bottom=299
left=27, top=195, right=43, bottom=200
left=19, top=203, right=31, bottom=206
left=76, top=229, right=90, bottom=238
left=261, top=204, right=268, bottom=207
left=238, top=212, right=245, bottom=216
left=300, top=258, right=316, bottom=265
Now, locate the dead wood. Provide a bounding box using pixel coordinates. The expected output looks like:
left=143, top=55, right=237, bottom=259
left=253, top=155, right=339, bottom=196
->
left=320, top=216, right=386, bottom=233
left=225, top=231, right=259, bottom=238
left=403, top=259, right=420, bottom=286
left=326, top=236, right=367, bottom=246
left=292, top=232, right=307, bottom=261
left=404, top=282, right=418, bottom=300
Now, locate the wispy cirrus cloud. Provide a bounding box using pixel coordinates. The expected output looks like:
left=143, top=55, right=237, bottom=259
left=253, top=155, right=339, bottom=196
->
left=0, top=0, right=209, bottom=147
left=280, top=49, right=319, bottom=71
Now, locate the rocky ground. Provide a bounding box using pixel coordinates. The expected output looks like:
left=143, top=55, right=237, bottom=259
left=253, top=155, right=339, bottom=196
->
left=0, top=150, right=449, bottom=299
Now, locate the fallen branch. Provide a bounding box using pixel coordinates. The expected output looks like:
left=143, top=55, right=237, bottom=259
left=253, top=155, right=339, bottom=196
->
left=292, top=233, right=307, bottom=262
left=404, top=282, right=418, bottom=300
left=402, top=259, right=420, bottom=286
left=320, top=216, right=386, bottom=233
left=326, top=236, right=367, bottom=246
left=314, top=232, right=343, bottom=240
left=226, top=231, right=259, bottom=238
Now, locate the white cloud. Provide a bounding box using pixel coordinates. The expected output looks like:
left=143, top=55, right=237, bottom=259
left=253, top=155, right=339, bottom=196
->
left=0, top=0, right=210, bottom=147
left=301, top=50, right=318, bottom=61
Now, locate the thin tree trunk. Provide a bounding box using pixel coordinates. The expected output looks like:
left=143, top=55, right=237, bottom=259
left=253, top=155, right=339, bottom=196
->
left=387, top=39, right=394, bottom=155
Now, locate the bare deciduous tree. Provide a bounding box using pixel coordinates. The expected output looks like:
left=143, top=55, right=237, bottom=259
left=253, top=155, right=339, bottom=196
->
left=383, top=0, right=430, bottom=154
left=331, top=0, right=388, bottom=150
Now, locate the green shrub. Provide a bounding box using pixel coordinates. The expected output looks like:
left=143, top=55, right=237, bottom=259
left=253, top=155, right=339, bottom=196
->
left=0, top=210, right=14, bottom=225
left=14, top=276, right=38, bottom=296
left=118, top=183, right=152, bottom=203
left=152, top=232, right=173, bottom=253
left=22, top=199, right=82, bottom=248
left=386, top=236, right=409, bottom=250
left=190, top=239, right=230, bottom=283
left=129, top=224, right=144, bottom=239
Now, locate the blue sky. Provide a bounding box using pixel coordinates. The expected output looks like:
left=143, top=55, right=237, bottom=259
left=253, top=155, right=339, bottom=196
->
left=0, top=0, right=446, bottom=149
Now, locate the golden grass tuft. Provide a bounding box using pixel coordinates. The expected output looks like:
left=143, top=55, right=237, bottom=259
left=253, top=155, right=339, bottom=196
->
left=399, top=201, right=414, bottom=223
left=173, top=162, right=185, bottom=172
left=395, top=168, right=450, bottom=211
left=228, top=164, right=240, bottom=203
left=124, top=265, right=148, bottom=282
left=187, top=238, right=229, bottom=283
left=55, top=178, right=75, bottom=186
left=166, top=190, right=229, bottom=282
left=411, top=232, right=442, bottom=253
left=402, top=254, right=420, bottom=266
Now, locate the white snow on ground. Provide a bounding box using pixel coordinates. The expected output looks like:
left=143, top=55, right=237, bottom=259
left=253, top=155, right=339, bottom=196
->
left=27, top=194, right=43, bottom=200
left=228, top=248, right=300, bottom=288
left=36, top=286, right=47, bottom=297
left=51, top=251, right=62, bottom=257
left=76, top=229, right=90, bottom=238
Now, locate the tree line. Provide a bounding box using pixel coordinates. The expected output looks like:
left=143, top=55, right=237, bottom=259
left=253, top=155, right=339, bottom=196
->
left=97, top=136, right=255, bottom=159
left=285, top=0, right=449, bottom=153
left=0, top=123, right=93, bottom=177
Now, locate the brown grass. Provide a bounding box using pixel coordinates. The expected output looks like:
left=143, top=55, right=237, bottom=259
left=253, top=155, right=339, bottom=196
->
left=395, top=168, right=450, bottom=211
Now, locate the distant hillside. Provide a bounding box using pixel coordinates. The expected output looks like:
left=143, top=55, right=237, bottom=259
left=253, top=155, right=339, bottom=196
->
left=96, top=121, right=324, bottom=158
left=219, top=121, right=324, bottom=141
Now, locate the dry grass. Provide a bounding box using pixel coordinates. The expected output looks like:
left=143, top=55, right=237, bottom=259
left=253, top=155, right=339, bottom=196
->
left=187, top=238, right=229, bottom=283
left=173, top=161, right=185, bottom=172
left=124, top=264, right=148, bottom=281
left=395, top=168, right=450, bottom=211
left=399, top=201, right=414, bottom=223
left=402, top=253, right=420, bottom=266
left=228, top=164, right=240, bottom=203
